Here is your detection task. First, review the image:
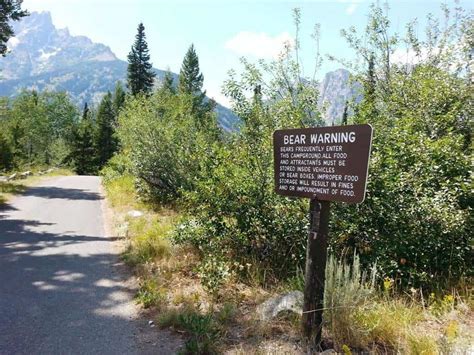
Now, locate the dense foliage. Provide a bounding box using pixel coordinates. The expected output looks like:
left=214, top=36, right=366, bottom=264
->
left=332, top=65, right=472, bottom=287
left=0, top=83, right=125, bottom=174
left=330, top=3, right=473, bottom=287
left=107, top=4, right=472, bottom=290
left=70, top=105, right=96, bottom=175
left=0, top=91, right=78, bottom=169
left=1, top=2, right=468, bottom=291
left=114, top=31, right=324, bottom=280
left=117, top=89, right=219, bottom=203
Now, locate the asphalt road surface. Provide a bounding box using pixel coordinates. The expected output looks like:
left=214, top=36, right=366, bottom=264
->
left=0, top=176, right=180, bottom=355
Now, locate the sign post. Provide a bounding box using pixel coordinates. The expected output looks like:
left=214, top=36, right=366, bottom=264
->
left=273, top=124, right=373, bottom=349
left=302, top=198, right=329, bottom=346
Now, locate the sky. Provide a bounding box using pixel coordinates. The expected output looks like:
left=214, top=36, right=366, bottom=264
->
left=22, top=0, right=473, bottom=107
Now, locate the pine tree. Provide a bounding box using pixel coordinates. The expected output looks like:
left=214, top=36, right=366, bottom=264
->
left=95, top=92, right=117, bottom=167
left=112, top=82, right=126, bottom=116
left=0, top=132, right=13, bottom=171
left=127, top=23, right=156, bottom=96
left=0, top=0, right=28, bottom=56
left=178, top=44, right=206, bottom=107
left=82, top=102, right=90, bottom=120
left=71, top=109, right=97, bottom=175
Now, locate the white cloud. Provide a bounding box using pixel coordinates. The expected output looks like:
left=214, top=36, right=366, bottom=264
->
left=224, top=31, right=294, bottom=59
left=392, top=48, right=424, bottom=65
left=392, top=45, right=465, bottom=73
left=346, top=3, right=358, bottom=15
left=206, top=87, right=231, bottom=109
left=337, top=0, right=363, bottom=15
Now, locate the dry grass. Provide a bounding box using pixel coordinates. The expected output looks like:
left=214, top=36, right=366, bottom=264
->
left=0, top=181, right=27, bottom=199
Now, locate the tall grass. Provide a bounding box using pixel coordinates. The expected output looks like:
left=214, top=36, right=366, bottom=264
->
left=123, top=216, right=172, bottom=266
left=323, top=253, right=377, bottom=349
left=103, top=174, right=138, bottom=210
left=321, top=254, right=471, bottom=353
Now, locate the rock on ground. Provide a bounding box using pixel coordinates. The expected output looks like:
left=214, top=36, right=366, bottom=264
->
left=257, top=291, right=304, bottom=321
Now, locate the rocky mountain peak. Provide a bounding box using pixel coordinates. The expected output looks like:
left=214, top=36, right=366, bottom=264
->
left=1, top=11, right=117, bottom=80
left=318, top=68, right=361, bottom=125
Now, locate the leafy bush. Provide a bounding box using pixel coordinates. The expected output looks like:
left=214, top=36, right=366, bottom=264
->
left=117, top=92, right=219, bottom=203
left=331, top=67, right=472, bottom=288
left=325, top=3, right=473, bottom=289
left=100, top=153, right=132, bottom=184
left=171, top=45, right=323, bottom=280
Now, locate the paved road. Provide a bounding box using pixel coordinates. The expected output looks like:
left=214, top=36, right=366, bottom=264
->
left=0, top=176, right=180, bottom=355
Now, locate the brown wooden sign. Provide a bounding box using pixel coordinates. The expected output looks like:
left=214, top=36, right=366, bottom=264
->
left=273, top=124, right=373, bottom=203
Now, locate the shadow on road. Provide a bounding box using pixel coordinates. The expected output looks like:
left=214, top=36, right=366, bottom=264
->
left=0, top=202, right=18, bottom=214
left=0, top=177, right=182, bottom=354
left=0, top=215, right=141, bottom=353
left=21, top=185, right=102, bottom=201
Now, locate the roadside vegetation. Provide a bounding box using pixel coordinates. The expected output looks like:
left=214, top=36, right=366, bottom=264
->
left=0, top=86, right=124, bottom=177
left=101, top=2, right=473, bottom=353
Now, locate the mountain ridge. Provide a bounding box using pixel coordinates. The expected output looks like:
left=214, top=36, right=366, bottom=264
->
left=0, top=12, right=358, bottom=128
left=0, top=12, right=238, bottom=130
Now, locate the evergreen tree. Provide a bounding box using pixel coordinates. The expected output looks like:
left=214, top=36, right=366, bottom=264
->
left=0, top=132, right=13, bottom=171
left=0, top=0, right=28, bottom=56
left=82, top=102, right=90, bottom=120
left=127, top=23, right=156, bottom=96
left=113, top=82, right=126, bottom=116
left=178, top=44, right=206, bottom=108
left=95, top=92, right=117, bottom=167
left=71, top=111, right=96, bottom=175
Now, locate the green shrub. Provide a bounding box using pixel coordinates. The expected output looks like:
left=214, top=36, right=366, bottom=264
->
left=331, top=66, right=472, bottom=288
left=117, top=92, right=219, bottom=204
left=100, top=153, right=132, bottom=184
left=172, top=51, right=322, bottom=280
left=173, top=135, right=310, bottom=279
left=136, top=278, right=166, bottom=308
